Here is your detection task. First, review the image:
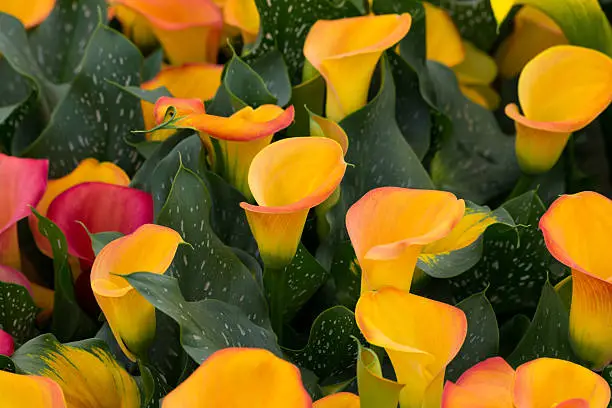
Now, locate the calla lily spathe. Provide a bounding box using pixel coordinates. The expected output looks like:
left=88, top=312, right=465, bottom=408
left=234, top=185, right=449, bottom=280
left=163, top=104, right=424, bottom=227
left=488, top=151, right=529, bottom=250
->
left=539, top=191, right=612, bottom=369
left=346, top=187, right=465, bottom=292
left=304, top=14, right=412, bottom=122
left=0, top=371, right=67, bottom=408
left=223, top=0, right=260, bottom=44
left=91, top=224, right=183, bottom=361
left=162, top=348, right=312, bottom=407
left=0, top=328, right=14, bottom=356
left=0, top=0, right=55, bottom=28
left=240, top=137, right=347, bottom=268
left=314, top=393, right=360, bottom=408
left=505, top=45, right=612, bottom=174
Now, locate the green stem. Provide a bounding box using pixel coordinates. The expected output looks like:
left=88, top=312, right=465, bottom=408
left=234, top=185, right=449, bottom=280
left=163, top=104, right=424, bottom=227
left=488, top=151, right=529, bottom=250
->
left=507, top=173, right=536, bottom=201
left=263, top=266, right=285, bottom=344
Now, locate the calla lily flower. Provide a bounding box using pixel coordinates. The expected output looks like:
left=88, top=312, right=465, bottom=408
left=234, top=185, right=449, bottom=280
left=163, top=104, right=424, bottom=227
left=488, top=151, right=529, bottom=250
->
left=505, top=45, right=612, bottom=174
left=357, top=345, right=404, bottom=408
left=303, top=14, right=412, bottom=122
left=162, top=347, right=312, bottom=407
left=539, top=191, right=612, bottom=369
left=345, top=187, right=465, bottom=292
left=240, top=137, right=347, bottom=268
left=223, top=0, right=260, bottom=44
left=0, top=371, right=67, bottom=408
left=154, top=97, right=295, bottom=199
left=0, top=0, right=55, bottom=28
left=110, top=0, right=223, bottom=64
left=356, top=287, right=467, bottom=408
left=424, top=2, right=465, bottom=68
left=29, top=158, right=129, bottom=258
left=0, top=264, right=54, bottom=321
left=0, top=328, right=14, bottom=356
left=0, top=154, right=48, bottom=270
left=314, top=393, right=360, bottom=408
left=495, top=6, right=568, bottom=78
left=141, top=64, right=222, bottom=141
left=0, top=264, right=33, bottom=295
left=91, top=224, right=183, bottom=361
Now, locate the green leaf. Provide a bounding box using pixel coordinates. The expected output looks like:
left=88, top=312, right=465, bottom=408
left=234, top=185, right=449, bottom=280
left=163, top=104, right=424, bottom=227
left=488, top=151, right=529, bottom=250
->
left=0, top=282, right=37, bottom=344
left=22, top=22, right=144, bottom=177
left=286, top=75, right=325, bottom=137
left=250, top=49, right=292, bottom=107
left=32, top=210, right=97, bottom=342
left=126, top=272, right=281, bottom=363
left=223, top=52, right=276, bottom=109
left=89, top=231, right=124, bottom=256
left=28, top=0, right=106, bottom=84
left=143, top=48, right=164, bottom=82
left=0, top=60, right=35, bottom=152
left=499, top=314, right=531, bottom=357
left=431, top=0, right=498, bottom=51
left=329, top=242, right=361, bottom=310
left=507, top=281, right=577, bottom=367
left=284, top=306, right=363, bottom=385
left=156, top=163, right=271, bottom=328
left=446, top=292, right=499, bottom=381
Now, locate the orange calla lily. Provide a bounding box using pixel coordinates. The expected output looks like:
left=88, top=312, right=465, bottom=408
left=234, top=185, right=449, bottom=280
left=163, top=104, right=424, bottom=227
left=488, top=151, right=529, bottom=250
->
left=424, top=2, right=464, bottom=68
left=0, top=371, right=67, bottom=407
left=314, top=393, right=360, bottom=408
left=90, top=224, right=183, bottom=361
left=539, top=191, right=612, bottom=369
left=141, top=64, right=222, bottom=141
left=356, top=287, right=467, bottom=408
left=495, top=6, right=568, bottom=78
left=505, top=45, right=612, bottom=174
left=345, top=187, right=465, bottom=292
left=514, top=358, right=610, bottom=408
left=223, top=0, right=260, bottom=44
left=240, top=137, right=346, bottom=268
left=162, top=347, right=312, bottom=407
left=0, top=0, right=55, bottom=28
left=303, top=14, right=412, bottom=122
left=110, top=0, right=223, bottom=64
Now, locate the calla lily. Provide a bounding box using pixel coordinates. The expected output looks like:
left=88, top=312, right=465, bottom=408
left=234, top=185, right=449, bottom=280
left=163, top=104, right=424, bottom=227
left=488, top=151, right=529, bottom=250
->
left=495, top=6, right=568, bottom=78
left=314, top=393, right=360, bottom=408
left=345, top=187, right=465, bottom=292
left=357, top=345, right=404, bottom=408
left=505, top=45, right=612, bottom=174
left=162, top=347, right=312, bottom=407
left=29, top=158, right=129, bottom=258
left=441, top=357, right=515, bottom=408
left=0, top=154, right=48, bottom=270
left=356, top=287, right=467, bottom=408
left=539, top=191, right=612, bottom=369
left=0, top=264, right=54, bottom=320
left=154, top=97, right=295, bottom=199
left=141, top=64, right=222, bottom=141
left=0, top=0, right=55, bottom=28
left=0, top=328, right=14, bottom=356
left=0, top=371, right=67, bottom=408
left=110, top=0, right=223, bottom=64
left=223, top=0, right=260, bottom=44
left=240, top=137, right=347, bottom=268
left=424, top=2, right=464, bottom=68
left=91, top=224, right=183, bottom=361
left=303, top=14, right=412, bottom=122
left=0, top=264, right=33, bottom=295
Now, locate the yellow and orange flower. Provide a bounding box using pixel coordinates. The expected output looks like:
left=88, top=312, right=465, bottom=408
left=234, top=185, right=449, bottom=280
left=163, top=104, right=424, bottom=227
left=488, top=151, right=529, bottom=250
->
left=356, top=287, right=467, bottom=408
left=540, top=191, right=612, bottom=369
left=505, top=45, right=612, bottom=174
left=0, top=371, right=67, bottom=408
left=314, top=393, right=360, bottom=408
left=0, top=0, right=55, bottom=28
left=223, top=0, right=260, bottom=45
left=346, top=187, right=465, bottom=292
left=304, top=14, right=412, bottom=122
left=162, top=347, right=312, bottom=407
left=110, top=0, right=223, bottom=64
left=357, top=345, right=404, bottom=408
left=240, top=137, right=346, bottom=268
left=90, top=224, right=183, bottom=361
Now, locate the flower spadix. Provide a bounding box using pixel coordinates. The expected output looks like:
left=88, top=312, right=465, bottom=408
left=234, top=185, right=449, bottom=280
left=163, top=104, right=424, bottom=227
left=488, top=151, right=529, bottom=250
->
left=346, top=187, right=465, bottom=292
left=505, top=45, right=612, bottom=174
left=303, top=13, right=412, bottom=122
left=0, top=371, right=66, bottom=408
left=240, top=137, right=347, bottom=268
left=90, top=224, right=183, bottom=361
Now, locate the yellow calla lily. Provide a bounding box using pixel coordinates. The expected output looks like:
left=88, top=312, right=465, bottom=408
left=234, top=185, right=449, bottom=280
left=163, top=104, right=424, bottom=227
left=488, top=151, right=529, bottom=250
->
left=0, top=0, right=55, bottom=28
left=356, top=287, right=467, bottom=408
left=162, top=347, right=312, bottom=407
left=514, top=358, right=610, bottom=408
left=90, top=224, right=183, bottom=361
left=303, top=14, right=412, bottom=122
left=423, top=2, right=465, bottom=68
left=0, top=371, right=67, bottom=408
left=223, top=0, right=260, bottom=44
left=506, top=45, right=612, bottom=174
left=539, top=191, right=612, bottom=369
left=314, top=393, right=360, bottom=408
left=357, top=345, right=404, bottom=408
left=495, top=6, right=568, bottom=78
left=345, top=187, right=465, bottom=292
left=110, top=0, right=223, bottom=64
left=141, top=64, right=223, bottom=141
left=240, top=137, right=346, bottom=268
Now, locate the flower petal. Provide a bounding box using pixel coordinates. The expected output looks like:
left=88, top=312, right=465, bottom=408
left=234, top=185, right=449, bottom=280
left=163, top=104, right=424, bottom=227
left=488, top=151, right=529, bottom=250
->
left=513, top=357, right=610, bottom=408
left=0, top=0, right=55, bottom=28
left=91, top=224, right=183, bottom=361
left=309, top=110, right=349, bottom=156
left=162, top=348, right=312, bottom=407
left=304, top=14, right=411, bottom=122
left=346, top=187, right=465, bottom=292
left=453, top=41, right=497, bottom=85
left=0, top=329, right=14, bottom=356
left=459, top=84, right=501, bottom=110
left=314, top=393, right=360, bottom=408
left=357, top=345, right=404, bottom=408
left=424, top=2, right=465, bottom=68
left=0, top=265, right=33, bottom=296
left=0, top=372, right=67, bottom=407
left=223, top=0, right=260, bottom=44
